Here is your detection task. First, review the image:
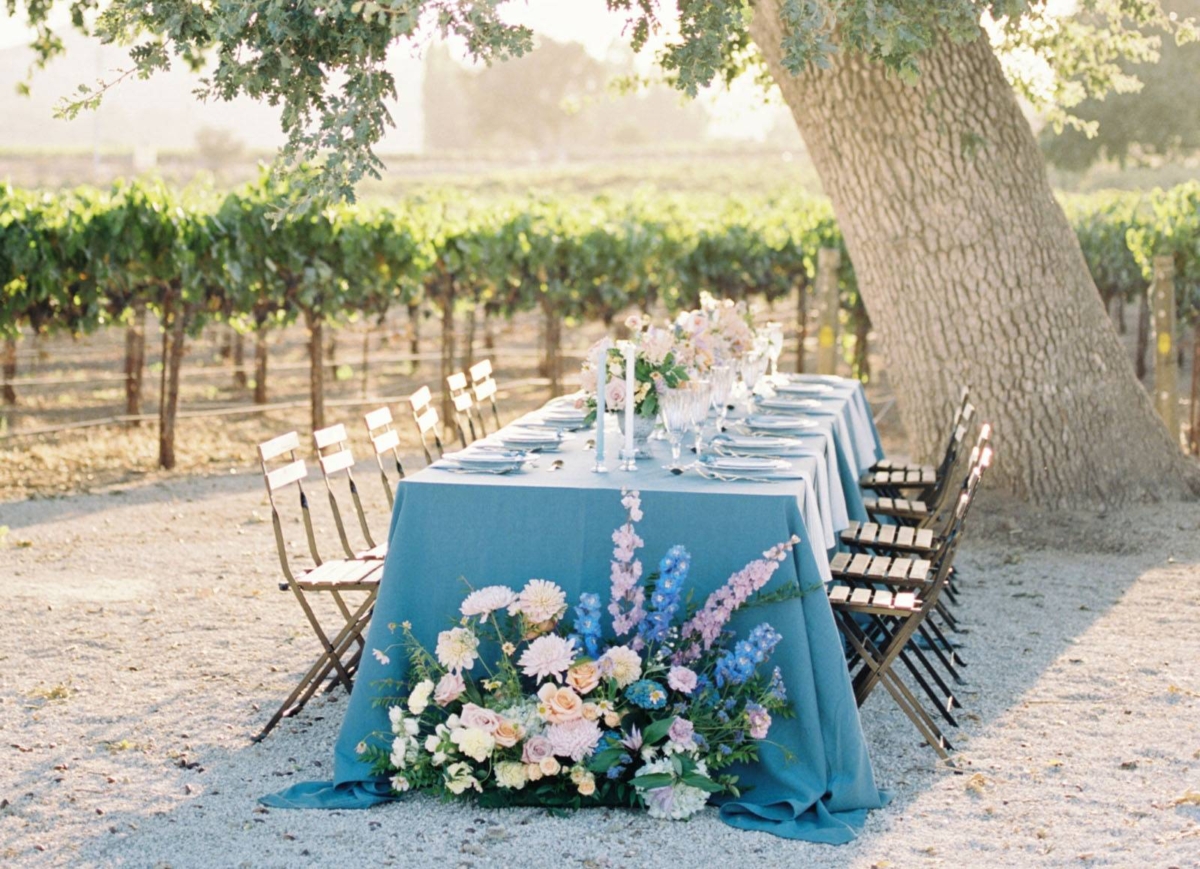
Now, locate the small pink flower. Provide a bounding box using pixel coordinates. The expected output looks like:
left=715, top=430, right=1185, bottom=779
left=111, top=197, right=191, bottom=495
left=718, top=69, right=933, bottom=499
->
left=521, top=735, right=554, bottom=764
left=747, top=706, right=772, bottom=740
left=434, top=671, right=465, bottom=706
left=459, top=702, right=501, bottom=734
left=604, top=378, right=627, bottom=411
left=667, top=717, right=696, bottom=749
left=668, top=666, right=698, bottom=695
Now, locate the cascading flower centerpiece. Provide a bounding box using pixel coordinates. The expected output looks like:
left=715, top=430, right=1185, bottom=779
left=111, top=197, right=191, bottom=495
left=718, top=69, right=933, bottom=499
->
left=361, top=489, right=799, bottom=820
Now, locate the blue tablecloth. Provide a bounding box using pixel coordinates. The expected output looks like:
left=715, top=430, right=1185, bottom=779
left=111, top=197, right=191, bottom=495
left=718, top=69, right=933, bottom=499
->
left=264, top=377, right=887, bottom=843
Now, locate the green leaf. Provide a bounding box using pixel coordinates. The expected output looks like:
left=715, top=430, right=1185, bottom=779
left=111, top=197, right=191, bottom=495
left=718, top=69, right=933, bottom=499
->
left=641, top=716, right=676, bottom=746
left=681, top=774, right=725, bottom=793
left=628, top=772, right=675, bottom=790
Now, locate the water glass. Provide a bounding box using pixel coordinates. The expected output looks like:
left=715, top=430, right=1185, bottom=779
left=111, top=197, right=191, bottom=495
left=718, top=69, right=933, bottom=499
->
left=659, top=387, right=693, bottom=471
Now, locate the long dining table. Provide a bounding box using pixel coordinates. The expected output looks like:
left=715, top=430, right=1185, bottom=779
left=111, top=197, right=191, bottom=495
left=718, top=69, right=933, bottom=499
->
left=263, top=375, right=890, bottom=843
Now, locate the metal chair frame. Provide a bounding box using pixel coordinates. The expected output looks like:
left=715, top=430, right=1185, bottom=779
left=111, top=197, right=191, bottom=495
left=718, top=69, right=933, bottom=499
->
left=446, top=371, right=480, bottom=445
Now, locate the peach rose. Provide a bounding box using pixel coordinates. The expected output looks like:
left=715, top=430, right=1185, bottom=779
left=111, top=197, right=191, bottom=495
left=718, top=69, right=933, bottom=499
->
left=493, top=720, right=523, bottom=749
left=578, top=777, right=596, bottom=797
left=539, top=757, right=561, bottom=777
left=537, top=683, right=583, bottom=723
left=566, top=662, right=600, bottom=695
left=525, top=762, right=544, bottom=782
left=581, top=703, right=601, bottom=721
left=603, top=711, right=620, bottom=728
left=434, top=672, right=465, bottom=706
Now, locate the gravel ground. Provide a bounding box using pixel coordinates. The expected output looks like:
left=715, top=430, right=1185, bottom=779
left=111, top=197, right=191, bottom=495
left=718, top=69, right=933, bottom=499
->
left=1, top=463, right=1199, bottom=869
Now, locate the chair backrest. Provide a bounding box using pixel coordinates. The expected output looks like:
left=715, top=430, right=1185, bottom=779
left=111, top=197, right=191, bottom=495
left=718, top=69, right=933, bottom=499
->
left=446, top=371, right=479, bottom=444
left=470, top=358, right=502, bottom=430
left=258, top=431, right=322, bottom=582
left=934, top=397, right=975, bottom=485
left=364, top=406, right=404, bottom=508
left=410, top=385, right=444, bottom=465
left=313, top=423, right=377, bottom=555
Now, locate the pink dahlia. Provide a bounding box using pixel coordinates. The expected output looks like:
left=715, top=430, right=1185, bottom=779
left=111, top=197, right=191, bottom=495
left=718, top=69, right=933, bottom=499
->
left=510, top=579, right=567, bottom=624
left=460, top=586, right=517, bottom=618
left=546, top=718, right=602, bottom=762
left=519, top=634, right=577, bottom=682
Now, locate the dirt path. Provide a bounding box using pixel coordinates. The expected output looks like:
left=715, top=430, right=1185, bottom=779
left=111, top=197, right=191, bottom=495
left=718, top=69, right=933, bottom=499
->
left=1, top=469, right=1198, bottom=868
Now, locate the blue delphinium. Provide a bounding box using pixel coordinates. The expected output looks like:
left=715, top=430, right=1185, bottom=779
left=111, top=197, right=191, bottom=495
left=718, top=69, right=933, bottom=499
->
left=768, top=666, right=787, bottom=702
left=570, top=592, right=603, bottom=658
left=625, top=679, right=668, bottom=710
left=714, top=623, right=783, bottom=687
left=638, top=546, right=691, bottom=645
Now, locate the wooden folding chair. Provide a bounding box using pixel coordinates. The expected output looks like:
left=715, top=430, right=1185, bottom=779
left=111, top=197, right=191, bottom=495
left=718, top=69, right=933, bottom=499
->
left=829, top=449, right=991, bottom=755
left=470, top=358, right=502, bottom=432
left=863, top=422, right=990, bottom=530
left=863, top=386, right=972, bottom=494
left=446, top=371, right=480, bottom=445
left=255, top=431, right=383, bottom=741
left=312, top=423, right=386, bottom=560
left=409, top=385, right=444, bottom=465
left=364, top=406, right=405, bottom=509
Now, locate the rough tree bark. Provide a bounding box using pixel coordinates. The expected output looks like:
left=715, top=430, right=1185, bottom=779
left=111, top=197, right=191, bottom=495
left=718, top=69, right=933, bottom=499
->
left=749, top=9, right=1196, bottom=504
left=541, top=302, right=563, bottom=397
left=439, top=287, right=457, bottom=437
left=305, top=309, right=326, bottom=432
left=124, top=301, right=147, bottom=421
left=2, top=335, right=18, bottom=405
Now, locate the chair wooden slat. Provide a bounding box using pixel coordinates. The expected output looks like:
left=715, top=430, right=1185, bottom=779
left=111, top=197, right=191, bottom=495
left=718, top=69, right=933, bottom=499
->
left=850, top=587, right=873, bottom=605
left=872, top=589, right=894, bottom=608
left=866, top=556, right=891, bottom=579
left=313, top=424, right=348, bottom=450
left=319, top=448, right=356, bottom=475
left=267, top=459, right=308, bottom=491
left=877, top=525, right=897, bottom=545
left=469, top=359, right=492, bottom=381
left=447, top=371, right=469, bottom=391
left=474, top=378, right=497, bottom=401
left=372, top=429, right=400, bottom=454
left=259, top=431, right=300, bottom=461
left=847, top=553, right=872, bottom=577
left=830, top=552, right=852, bottom=573
left=829, top=585, right=851, bottom=604
left=364, top=406, right=393, bottom=430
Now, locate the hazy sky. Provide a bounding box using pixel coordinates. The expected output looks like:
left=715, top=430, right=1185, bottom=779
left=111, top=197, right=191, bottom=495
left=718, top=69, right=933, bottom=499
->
left=0, top=1, right=784, bottom=143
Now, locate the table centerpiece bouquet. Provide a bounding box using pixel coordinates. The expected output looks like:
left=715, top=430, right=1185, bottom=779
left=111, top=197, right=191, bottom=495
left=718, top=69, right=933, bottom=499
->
left=361, top=489, right=799, bottom=820
left=576, top=316, right=689, bottom=437
left=673, top=292, right=759, bottom=367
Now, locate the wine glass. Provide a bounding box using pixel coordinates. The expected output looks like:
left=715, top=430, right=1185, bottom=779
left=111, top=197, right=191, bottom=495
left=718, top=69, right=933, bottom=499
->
left=765, top=322, right=784, bottom=384
left=708, top=364, right=736, bottom=432
left=659, top=387, right=693, bottom=472
left=687, top=378, right=712, bottom=460
left=740, top=351, right=769, bottom=415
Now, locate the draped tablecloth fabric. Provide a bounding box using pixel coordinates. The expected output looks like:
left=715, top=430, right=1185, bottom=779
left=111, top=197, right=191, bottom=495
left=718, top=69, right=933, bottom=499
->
left=264, top=377, right=888, bottom=843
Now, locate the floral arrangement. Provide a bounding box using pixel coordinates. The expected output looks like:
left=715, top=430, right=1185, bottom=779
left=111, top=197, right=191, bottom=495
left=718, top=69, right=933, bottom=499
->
left=577, top=317, right=689, bottom=424
left=362, top=490, right=799, bottom=820
left=673, top=292, right=759, bottom=367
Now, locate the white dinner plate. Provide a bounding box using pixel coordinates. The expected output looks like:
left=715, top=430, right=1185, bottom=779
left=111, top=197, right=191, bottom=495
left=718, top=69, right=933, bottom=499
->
left=702, top=455, right=792, bottom=473
left=742, top=415, right=820, bottom=432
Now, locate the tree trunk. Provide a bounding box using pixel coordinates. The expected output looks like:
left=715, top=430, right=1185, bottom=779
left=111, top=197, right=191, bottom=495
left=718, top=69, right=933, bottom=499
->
left=484, top=307, right=496, bottom=351
left=749, top=11, right=1195, bottom=504
left=407, top=300, right=421, bottom=373
left=306, top=309, right=326, bottom=432
left=1136, top=291, right=1151, bottom=381
left=439, top=288, right=457, bottom=435
left=2, top=335, right=18, bottom=405
left=124, top=301, right=147, bottom=421
left=464, top=303, right=478, bottom=373
left=254, top=325, right=269, bottom=405
left=158, top=295, right=187, bottom=470
left=326, top=330, right=338, bottom=381
left=232, top=330, right=247, bottom=389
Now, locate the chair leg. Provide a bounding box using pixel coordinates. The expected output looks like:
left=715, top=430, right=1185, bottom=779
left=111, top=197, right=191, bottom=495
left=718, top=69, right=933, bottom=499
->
left=924, top=616, right=969, bottom=669
left=254, top=594, right=374, bottom=740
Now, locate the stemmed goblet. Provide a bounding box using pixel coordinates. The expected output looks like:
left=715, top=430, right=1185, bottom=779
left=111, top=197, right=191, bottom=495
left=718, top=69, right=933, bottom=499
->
left=659, top=386, right=694, bottom=473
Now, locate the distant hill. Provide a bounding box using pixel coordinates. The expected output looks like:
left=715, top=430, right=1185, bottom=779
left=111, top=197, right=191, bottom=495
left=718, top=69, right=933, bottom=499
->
left=0, top=32, right=423, bottom=154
